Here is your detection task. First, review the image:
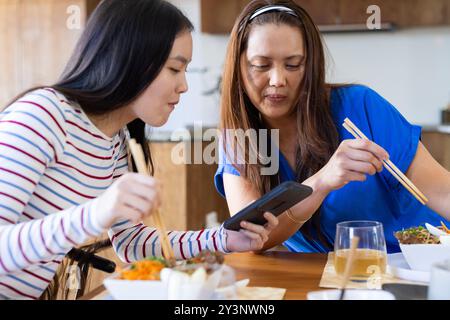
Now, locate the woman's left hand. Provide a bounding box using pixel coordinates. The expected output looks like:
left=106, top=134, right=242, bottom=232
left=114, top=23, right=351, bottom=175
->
left=224, top=212, right=279, bottom=252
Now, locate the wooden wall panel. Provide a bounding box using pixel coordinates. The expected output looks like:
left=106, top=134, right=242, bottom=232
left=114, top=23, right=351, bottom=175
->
left=0, top=0, right=101, bottom=108
left=0, top=0, right=21, bottom=106
left=186, top=141, right=229, bottom=230
left=150, top=141, right=229, bottom=231
left=150, top=142, right=188, bottom=231
left=19, top=0, right=85, bottom=91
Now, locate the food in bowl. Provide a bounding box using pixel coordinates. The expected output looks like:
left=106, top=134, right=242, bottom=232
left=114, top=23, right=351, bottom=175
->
left=119, top=257, right=167, bottom=280
left=393, top=223, right=450, bottom=272
left=104, top=251, right=232, bottom=300
left=394, top=226, right=440, bottom=244
left=172, top=250, right=224, bottom=274
left=118, top=251, right=225, bottom=280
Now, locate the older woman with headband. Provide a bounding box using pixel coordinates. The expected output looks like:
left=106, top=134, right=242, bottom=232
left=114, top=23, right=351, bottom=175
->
left=215, top=0, right=450, bottom=253
left=0, top=0, right=279, bottom=300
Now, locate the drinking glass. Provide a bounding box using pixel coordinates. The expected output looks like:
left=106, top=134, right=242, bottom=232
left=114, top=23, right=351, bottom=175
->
left=334, top=221, right=387, bottom=282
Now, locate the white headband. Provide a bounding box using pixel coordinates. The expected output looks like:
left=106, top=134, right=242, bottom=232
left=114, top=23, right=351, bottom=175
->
left=249, top=5, right=298, bottom=21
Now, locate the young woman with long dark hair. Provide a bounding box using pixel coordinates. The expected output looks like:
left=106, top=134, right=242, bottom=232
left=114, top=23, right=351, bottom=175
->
left=0, top=0, right=278, bottom=300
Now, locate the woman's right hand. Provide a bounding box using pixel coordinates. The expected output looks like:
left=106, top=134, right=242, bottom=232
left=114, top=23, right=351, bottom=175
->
left=315, top=138, right=389, bottom=193
left=93, top=173, right=162, bottom=229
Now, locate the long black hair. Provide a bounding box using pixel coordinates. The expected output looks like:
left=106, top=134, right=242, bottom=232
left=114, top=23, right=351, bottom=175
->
left=30, top=0, right=194, bottom=299
left=54, top=0, right=193, bottom=172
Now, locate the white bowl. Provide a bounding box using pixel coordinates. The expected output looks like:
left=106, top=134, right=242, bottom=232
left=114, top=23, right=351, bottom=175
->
left=399, top=243, right=450, bottom=272
left=103, top=275, right=167, bottom=300
left=440, top=235, right=450, bottom=246
left=307, top=289, right=395, bottom=300
left=103, top=265, right=235, bottom=300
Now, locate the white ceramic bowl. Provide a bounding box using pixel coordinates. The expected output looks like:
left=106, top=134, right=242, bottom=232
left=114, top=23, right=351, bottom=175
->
left=103, top=265, right=235, bottom=300
left=103, top=274, right=167, bottom=300
left=399, top=243, right=450, bottom=272
left=307, top=289, right=395, bottom=300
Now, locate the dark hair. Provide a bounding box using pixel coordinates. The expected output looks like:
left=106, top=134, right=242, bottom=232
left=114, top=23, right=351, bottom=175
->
left=55, top=0, right=193, bottom=172
left=220, top=0, right=341, bottom=250
left=29, top=0, right=194, bottom=299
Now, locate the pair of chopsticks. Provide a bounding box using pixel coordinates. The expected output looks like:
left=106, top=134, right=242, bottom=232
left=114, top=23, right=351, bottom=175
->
left=338, top=236, right=359, bottom=300
left=342, top=118, right=428, bottom=205
left=128, top=139, right=175, bottom=263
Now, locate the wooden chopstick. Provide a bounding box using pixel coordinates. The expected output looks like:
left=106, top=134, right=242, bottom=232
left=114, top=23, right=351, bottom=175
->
left=344, top=118, right=428, bottom=201
left=343, top=118, right=428, bottom=204
left=342, top=121, right=426, bottom=205
left=152, top=208, right=174, bottom=261
left=342, top=118, right=428, bottom=205
left=128, top=140, right=174, bottom=261
left=128, top=139, right=175, bottom=261
left=339, top=236, right=359, bottom=300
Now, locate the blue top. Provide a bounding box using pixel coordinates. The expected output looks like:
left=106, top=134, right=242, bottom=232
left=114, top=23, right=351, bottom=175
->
left=214, top=85, right=449, bottom=254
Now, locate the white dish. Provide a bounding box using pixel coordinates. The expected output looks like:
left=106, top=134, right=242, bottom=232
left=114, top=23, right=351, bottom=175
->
left=387, top=253, right=430, bottom=283
left=399, top=243, right=450, bottom=272
left=104, top=276, right=167, bottom=300
left=440, top=235, right=450, bottom=246
left=104, top=264, right=238, bottom=300
left=307, top=289, right=395, bottom=300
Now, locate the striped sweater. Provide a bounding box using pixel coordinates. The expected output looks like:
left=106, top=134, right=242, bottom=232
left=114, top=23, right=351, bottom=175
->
left=0, top=88, right=228, bottom=300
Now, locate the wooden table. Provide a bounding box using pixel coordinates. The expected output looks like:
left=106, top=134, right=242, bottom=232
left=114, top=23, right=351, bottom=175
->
left=80, top=251, right=327, bottom=300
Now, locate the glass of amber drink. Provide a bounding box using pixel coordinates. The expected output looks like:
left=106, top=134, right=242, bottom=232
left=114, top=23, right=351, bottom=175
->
left=334, top=221, right=387, bottom=282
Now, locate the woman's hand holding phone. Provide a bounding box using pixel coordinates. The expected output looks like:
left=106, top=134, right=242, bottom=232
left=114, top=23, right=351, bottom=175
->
left=224, top=212, right=279, bottom=251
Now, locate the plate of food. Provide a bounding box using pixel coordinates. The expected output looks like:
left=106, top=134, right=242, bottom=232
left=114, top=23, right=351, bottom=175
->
left=393, top=222, right=450, bottom=273
left=104, top=251, right=237, bottom=300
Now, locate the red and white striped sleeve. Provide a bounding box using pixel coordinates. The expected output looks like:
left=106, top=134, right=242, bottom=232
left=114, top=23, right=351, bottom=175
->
left=112, top=132, right=128, bottom=181
left=0, top=92, right=107, bottom=276
left=108, top=133, right=231, bottom=261
left=108, top=221, right=230, bottom=263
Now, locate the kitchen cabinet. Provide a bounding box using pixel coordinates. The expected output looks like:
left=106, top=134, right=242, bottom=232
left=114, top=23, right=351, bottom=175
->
left=201, top=0, right=248, bottom=34
left=294, top=0, right=340, bottom=25
left=404, top=0, right=448, bottom=26
left=0, top=0, right=101, bottom=108
left=201, top=0, right=450, bottom=34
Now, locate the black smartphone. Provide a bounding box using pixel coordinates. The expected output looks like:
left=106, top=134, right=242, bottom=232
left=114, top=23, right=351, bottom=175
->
left=223, top=181, right=313, bottom=231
